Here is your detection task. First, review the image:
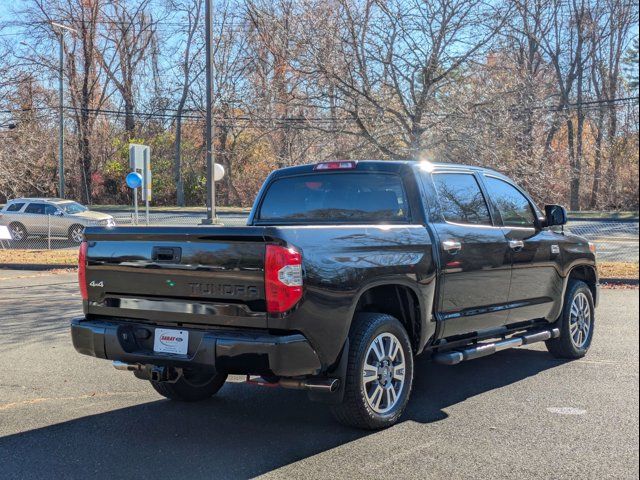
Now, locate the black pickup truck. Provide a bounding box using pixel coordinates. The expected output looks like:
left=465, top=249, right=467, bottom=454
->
left=71, top=160, right=598, bottom=429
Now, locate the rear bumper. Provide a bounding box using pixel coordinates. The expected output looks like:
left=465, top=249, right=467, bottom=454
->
left=71, top=317, right=322, bottom=377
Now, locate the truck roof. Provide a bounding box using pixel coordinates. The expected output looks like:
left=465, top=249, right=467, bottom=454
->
left=271, top=160, right=502, bottom=177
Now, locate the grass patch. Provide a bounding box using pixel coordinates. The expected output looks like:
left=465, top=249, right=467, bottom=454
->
left=0, top=249, right=78, bottom=266
left=598, top=262, right=639, bottom=279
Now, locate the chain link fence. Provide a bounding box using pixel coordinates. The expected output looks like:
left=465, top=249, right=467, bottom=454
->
left=1, top=213, right=637, bottom=264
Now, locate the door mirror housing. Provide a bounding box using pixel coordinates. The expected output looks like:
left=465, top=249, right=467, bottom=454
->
left=53, top=210, right=64, bottom=217
left=544, top=204, right=568, bottom=227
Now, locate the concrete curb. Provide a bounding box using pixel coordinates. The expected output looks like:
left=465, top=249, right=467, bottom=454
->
left=600, top=277, right=639, bottom=286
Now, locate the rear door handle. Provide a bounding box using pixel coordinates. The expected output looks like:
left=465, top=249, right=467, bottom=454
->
left=442, top=240, right=462, bottom=254
left=509, top=240, right=524, bottom=251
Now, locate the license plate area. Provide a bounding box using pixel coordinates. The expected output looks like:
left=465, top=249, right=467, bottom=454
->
left=154, top=328, right=189, bottom=355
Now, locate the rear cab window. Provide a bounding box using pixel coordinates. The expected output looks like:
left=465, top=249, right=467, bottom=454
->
left=257, top=172, right=409, bottom=224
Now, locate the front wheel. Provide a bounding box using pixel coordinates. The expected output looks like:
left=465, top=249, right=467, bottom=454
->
left=546, top=280, right=595, bottom=359
left=68, top=224, right=85, bottom=243
left=331, top=312, right=414, bottom=430
left=151, top=368, right=228, bottom=402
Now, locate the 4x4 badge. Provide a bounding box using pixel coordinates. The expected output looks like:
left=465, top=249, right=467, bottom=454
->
left=89, top=280, right=104, bottom=288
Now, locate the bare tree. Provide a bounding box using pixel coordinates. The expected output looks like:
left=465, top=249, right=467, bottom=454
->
left=97, top=0, right=157, bottom=136
left=168, top=0, right=204, bottom=206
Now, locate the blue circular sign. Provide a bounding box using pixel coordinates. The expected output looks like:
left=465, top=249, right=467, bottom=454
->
left=126, top=172, right=143, bottom=189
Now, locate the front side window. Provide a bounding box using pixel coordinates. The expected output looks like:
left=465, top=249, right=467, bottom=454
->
left=60, top=202, right=87, bottom=214
left=258, top=173, right=409, bottom=223
left=484, top=176, right=536, bottom=228
left=432, top=173, right=492, bottom=225
left=6, top=202, right=24, bottom=212
left=24, top=203, right=46, bottom=214
left=44, top=204, right=59, bottom=215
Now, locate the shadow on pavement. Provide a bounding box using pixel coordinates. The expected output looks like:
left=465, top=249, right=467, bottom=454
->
left=0, top=349, right=566, bottom=479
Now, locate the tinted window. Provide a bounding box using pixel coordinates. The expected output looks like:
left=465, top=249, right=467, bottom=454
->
left=259, top=173, right=409, bottom=223
left=6, top=202, right=24, bottom=212
left=485, top=177, right=536, bottom=227
left=44, top=204, right=59, bottom=215
left=24, top=203, right=46, bottom=214
left=432, top=173, right=492, bottom=225
left=60, top=202, right=87, bottom=214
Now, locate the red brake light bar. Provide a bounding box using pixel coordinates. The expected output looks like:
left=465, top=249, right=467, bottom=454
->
left=314, top=161, right=357, bottom=171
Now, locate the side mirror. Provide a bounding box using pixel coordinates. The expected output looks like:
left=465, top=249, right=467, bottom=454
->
left=544, top=204, right=568, bottom=227
left=53, top=210, right=64, bottom=217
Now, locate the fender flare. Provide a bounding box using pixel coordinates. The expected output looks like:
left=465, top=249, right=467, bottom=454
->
left=345, top=276, right=435, bottom=353
left=558, top=261, right=599, bottom=313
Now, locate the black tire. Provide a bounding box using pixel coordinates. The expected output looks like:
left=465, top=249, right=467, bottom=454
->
left=8, top=222, right=27, bottom=243
left=331, top=312, right=414, bottom=430
left=546, top=280, right=595, bottom=359
left=68, top=224, right=85, bottom=243
left=151, top=368, right=228, bottom=402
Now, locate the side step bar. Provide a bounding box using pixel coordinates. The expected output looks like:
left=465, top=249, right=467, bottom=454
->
left=433, top=328, right=560, bottom=366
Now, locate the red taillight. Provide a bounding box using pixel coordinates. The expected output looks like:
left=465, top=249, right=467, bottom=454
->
left=265, top=245, right=303, bottom=314
left=313, top=161, right=357, bottom=171
left=78, top=241, right=88, bottom=300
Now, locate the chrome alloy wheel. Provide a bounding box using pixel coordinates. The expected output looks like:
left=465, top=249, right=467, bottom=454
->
left=362, top=332, right=406, bottom=414
left=10, top=224, right=26, bottom=241
left=70, top=226, right=85, bottom=243
left=569, top=292, right=592, bottom=349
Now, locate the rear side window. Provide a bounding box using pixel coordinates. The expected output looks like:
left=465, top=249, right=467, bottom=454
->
left=24, top=203, right=46, bottom=214
left=484, top=176, right=536, bottom=227
left=432, top=173, right=492, bottom=225
left=6, top=202, right=24, bottom=212
left=258, top=173, right=409, bottom=223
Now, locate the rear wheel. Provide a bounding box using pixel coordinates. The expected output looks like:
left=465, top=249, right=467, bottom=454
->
left=331, top=312, right=414, bottom=430
left=8, top=222, right=27, bottom=243
left=546, top=280, right=595, bottom=359
left=151, top=368, right=228, bottom=402
left=68, top=224, right=85, bottom=243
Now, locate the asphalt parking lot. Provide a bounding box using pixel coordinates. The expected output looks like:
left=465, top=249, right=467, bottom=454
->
left=0, top=271, right=638, bottom=480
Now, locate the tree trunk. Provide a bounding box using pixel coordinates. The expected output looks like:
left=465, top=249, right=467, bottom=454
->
left=124, top=95, right=136, bottom=136
left=174, top=116, right=185, bottom=206
left=567, top=118, right=579, bottom=211
left=589, top=108, right=605, bottom=209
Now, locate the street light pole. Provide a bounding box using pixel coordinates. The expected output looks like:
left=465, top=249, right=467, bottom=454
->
left=203, top=0, right=216, bottom=224
left=51, top=22, right=77, bottom=200
left=57, top=32, right=65, bottom=199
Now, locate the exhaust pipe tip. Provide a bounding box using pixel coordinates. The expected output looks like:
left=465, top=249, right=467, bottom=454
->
left=279, top=377, right=340, bottom=392
left=112, top=361, right=142, bottom=371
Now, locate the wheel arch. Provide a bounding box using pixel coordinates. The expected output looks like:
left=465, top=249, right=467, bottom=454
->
left=567, top=264, right=598, bottom=305
left=558, top=263, right=599, bottom=313
left=351, top=281, right=430, bottom=354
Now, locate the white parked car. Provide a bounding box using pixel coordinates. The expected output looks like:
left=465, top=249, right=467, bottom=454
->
left=0, top=198, right=115, bottom=243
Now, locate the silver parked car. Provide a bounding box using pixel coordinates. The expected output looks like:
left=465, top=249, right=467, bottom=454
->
left=0, top=198, right=115, bottom=243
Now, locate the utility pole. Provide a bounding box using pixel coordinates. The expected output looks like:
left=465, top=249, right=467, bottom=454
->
left=51, top=22, right=77, bottom=199
left=202, top=0, right=216, bottom=224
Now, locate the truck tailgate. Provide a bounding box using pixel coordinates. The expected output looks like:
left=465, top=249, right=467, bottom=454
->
left=84, top=226, right=269, bottom=328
